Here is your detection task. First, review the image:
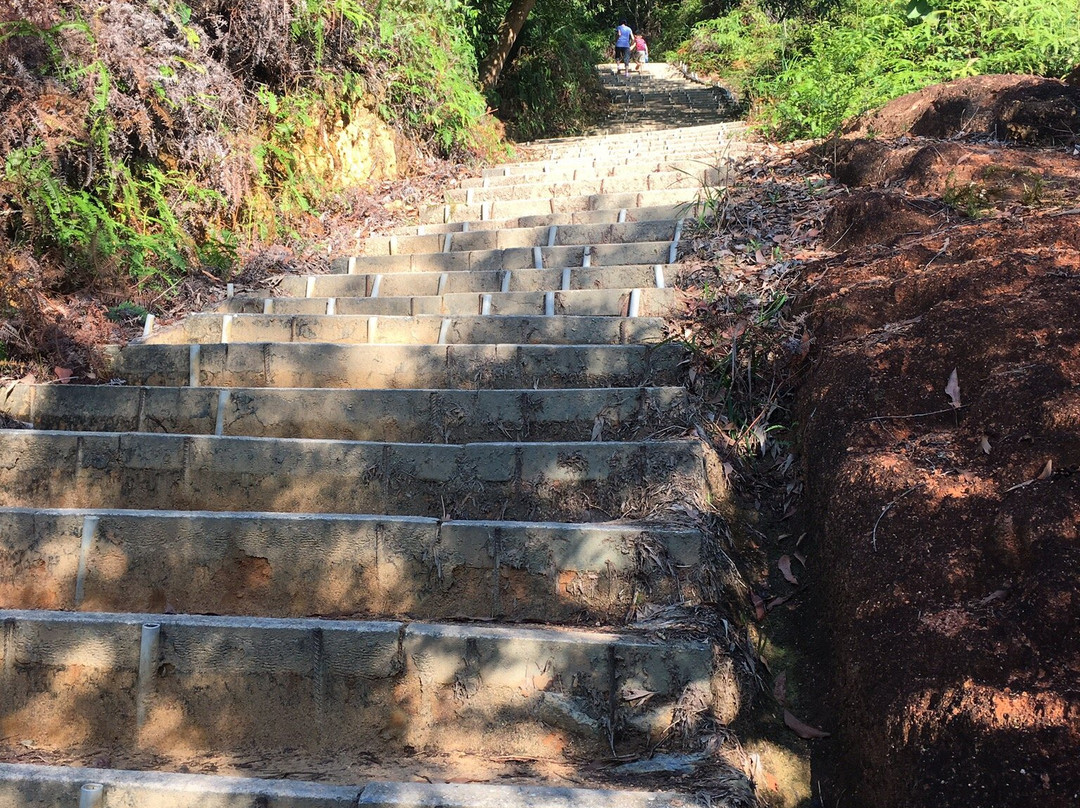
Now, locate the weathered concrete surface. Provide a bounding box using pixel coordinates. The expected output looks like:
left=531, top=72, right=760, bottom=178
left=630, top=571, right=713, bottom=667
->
left=0, top=764, right=699, bottom=808
left=327, top=241, right=674, bottom=274
left=0, top=430, right=714, bottom=520
left=110, top=342, right=685, bottom=389
left=148, top=312, right=670, bottom=345
left=2, top=384, right=690, bottom=442
left=0, top=610, right=725, bottom=759
left=363, top=220, right=681, bottom=256
left=272, top=264, right=673, bottom=298
left=0, top=508, right=701, bottom=620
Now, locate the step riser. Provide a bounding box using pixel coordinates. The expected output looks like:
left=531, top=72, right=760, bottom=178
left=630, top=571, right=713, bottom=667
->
left=3, top=386, right=690, bottom=443
left=274, top=265, right=670, bottom=298
left=328, top=242, right=673, bottom=274
left=442, top=169, right=723, bottom=205
left=459, top=160, right=721, bottom=189
left=364, top=220, right=680, bottom=257
left=218, top=289, right=677, bottom=318
left=395, top=201, right=700, bottom=235
left=0, top=509, right=700, bottom=621
left=0, top=766, right=697, bottom=808
left=111, top=343, right=685, bottom=390
left=0, top=610, right=724, bottom=759
left=0, top=432, right=710, bottom=521
left=418, top=188, right=703, bottom=225
left=151, top=314, right=667, bottom=347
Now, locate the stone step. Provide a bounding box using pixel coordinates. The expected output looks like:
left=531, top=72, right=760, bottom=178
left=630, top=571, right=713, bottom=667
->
left=0, top=430, right=712, bottom=521
left=220, top=287, right=678, bottom=318
left=274, top=264, right=672, bottom=298
left=363, top=219, right=681, bottom=256
left=0, top=507, right=701, bottom=621
left=0, top=765, right=697, bottom=808
left=147, top=313, right=668, bottom=346
left=460, top=157, right=726, bottom=188
left=393, top=201, right=700, bottom=236
left=418, top=187, right=704, bottom=226
left=0, top=609, right=725, bottom=759
left=110, top=342, right=684, bottom=389
left=3, top=384, right=689, bottom=442
left=328, top=241, right=676, bottom=274
left=442, top=168, right=721, bottom=205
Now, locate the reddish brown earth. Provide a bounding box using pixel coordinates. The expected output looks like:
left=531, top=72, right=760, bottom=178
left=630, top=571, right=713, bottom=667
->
left=797, top=75, right=1080, bottom=808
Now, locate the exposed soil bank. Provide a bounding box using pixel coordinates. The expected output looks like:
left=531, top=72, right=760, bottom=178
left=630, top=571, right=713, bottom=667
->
left=799, top=75, right=1079, bottom=808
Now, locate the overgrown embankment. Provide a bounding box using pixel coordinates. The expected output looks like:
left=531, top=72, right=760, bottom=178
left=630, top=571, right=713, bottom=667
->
left=0, top=0, right=501, bottom=377
left=672, top=0, right=1080, bottom=138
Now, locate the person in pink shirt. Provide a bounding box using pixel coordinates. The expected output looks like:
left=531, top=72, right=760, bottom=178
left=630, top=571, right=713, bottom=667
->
left=631, top=33, right=649, bottom=72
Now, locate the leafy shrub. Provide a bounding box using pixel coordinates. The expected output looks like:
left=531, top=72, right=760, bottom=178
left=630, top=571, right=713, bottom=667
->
left=676, top=0, right=1080, bottom=140
left=105, top=301, right=149, bottom=324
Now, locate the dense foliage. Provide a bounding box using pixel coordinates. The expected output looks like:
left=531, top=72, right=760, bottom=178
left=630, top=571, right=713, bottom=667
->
left=675, top=0, right=1080, bottom=139
left=0, top=0, right=498, bottom=294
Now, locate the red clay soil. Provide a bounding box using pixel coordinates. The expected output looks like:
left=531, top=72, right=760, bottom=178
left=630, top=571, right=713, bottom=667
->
left=797, top=75, right=1080, bottom=808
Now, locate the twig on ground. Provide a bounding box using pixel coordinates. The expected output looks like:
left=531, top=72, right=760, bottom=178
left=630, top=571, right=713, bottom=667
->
left=871, top=484, right=921, bottom=550
left=861, top=405, right=968, bottom=422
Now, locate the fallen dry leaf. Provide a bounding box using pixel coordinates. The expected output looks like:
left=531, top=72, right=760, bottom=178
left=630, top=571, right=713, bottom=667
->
left=778, top=555, right=798, bottom=585
left=621, top=688, right=657, bottom=704
left=980, top=435, right=992, bottom=455
left=784, top=710, right=830, bottom=739
left=590, top=416, right=604, bottom=442
left=945, top=368, right=961, bottom=409
left=54, top=367, right=73, bottom=383
left=767, top=593, right=793, bottom=611
left=773, top=671, right=788, bottom=706
left=751, top=591, right=766, bottom=622
left=1037, top=458, right=1053, bottom=479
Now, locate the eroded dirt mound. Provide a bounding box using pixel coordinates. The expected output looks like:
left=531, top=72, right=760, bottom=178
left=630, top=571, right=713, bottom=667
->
left=796, top=77, right=1080, bottom=808
left=845, top=74, right=1080, bottom=144
left=801, top=209, right=1080, bottom=808
left=824, top=139, right=1080, bottom=206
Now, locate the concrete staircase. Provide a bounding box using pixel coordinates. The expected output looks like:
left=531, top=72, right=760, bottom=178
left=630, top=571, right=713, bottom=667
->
left=0, top=68, right=744, bottom=807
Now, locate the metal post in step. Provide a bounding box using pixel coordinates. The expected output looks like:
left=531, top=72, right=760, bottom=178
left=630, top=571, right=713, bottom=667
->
left=628, top=289, right=642, bottom=318
left=188, top=345, right=201, bottom=388
left=74, top=515, right=99, bottom=608
left=221, top=314, right=233, bottom=344
left=533, top=246, right=544, bottom=269
left=501, top=271, right=512, bottom=293
left=326, top=298, right=336, bottom=316
left=654, top=265, right=666, bottom=289
left=348, top=256, right=358, bottom=275
left=141, top=314, right=155, bottom=339
left=437, top=273, right=449, bottom=296
left=582, top=246, right=592, bottom=268
left=367, top=317, right=379, bottom=344
left=443, top=233, right=453, bottom=253
left=305, top=276, right=316, bottom=298
left=561, top=268, right=572, bottom=291
left=544, top=292, right=555, bottom=316
left=669, top=218, right=684, bottom=264
left=370, top=275, right=382, bottom=298
left=481, top=294, right=492, bottom=315
left=547, top=226, right=558, bottom=247
left=215, top=389, right=230, bottom=437
left=438, top=318, right=451, bottom=345
left=263, top=298, right=273, bottom=315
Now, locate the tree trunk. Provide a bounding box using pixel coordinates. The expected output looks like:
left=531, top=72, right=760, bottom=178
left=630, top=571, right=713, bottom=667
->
left=478, top=0, right=539, bottom=91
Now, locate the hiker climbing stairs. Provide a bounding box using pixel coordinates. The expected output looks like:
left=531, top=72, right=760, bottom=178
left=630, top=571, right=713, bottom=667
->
left=0, top=67, right=745, bottom=807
